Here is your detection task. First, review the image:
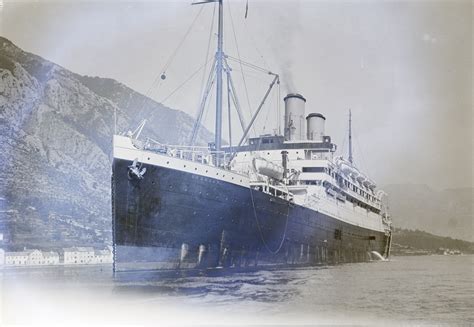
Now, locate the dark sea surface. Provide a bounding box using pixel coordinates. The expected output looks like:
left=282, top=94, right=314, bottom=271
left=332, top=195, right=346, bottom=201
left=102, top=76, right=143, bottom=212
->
left=1, top=255, right=473, bottom=326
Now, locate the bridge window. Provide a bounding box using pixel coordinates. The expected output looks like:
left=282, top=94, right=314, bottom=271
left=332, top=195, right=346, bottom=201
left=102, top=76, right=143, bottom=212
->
left=302, top=167, right=325, bottom=173
left=304, top=180, right=322, bottom=185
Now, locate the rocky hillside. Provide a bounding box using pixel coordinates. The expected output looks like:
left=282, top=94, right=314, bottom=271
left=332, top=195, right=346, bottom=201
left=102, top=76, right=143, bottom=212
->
left=383, top=184, right=473, bottom=242
left=0, top=36, right=212, bottom=250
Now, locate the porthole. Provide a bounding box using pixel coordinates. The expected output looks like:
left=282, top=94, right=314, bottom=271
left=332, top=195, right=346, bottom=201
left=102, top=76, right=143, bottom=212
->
left=184, top=165, right=186, bottom=168
left=166, top=161, right=169, bottom=164
left=147, top=157, right=150, bottom=160
left=195, top=167, right=197, bottom=170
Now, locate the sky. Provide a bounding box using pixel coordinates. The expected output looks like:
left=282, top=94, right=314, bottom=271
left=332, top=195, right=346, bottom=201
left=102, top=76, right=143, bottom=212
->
left=0, top=0, right=472, bottom=190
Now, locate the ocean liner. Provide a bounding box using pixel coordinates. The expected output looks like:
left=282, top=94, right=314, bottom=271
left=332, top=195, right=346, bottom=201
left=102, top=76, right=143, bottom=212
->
left=112, top=0, right=392, bottom=270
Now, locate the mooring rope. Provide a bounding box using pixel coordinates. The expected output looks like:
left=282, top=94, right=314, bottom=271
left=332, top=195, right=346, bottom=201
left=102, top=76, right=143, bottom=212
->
left=249, top=183, right=291, bottom=255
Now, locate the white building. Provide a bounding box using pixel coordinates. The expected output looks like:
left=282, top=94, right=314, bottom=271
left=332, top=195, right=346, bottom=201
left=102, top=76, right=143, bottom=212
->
left=63, top=247, right=95, bottom=264
left=42, top=251, right=60, bottom=265
left=5, top=250, right=31, bottom=266
left=94, top=248, right=113, bottom=264
left=4, top=249, right=60, bottom=266
left=27, top=249, right=43, bottom=265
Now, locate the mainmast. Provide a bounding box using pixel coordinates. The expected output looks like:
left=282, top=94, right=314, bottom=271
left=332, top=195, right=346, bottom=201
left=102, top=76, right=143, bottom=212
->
left=348, top=109, right=353, bottom=164
left=215, top=0, right=224, bottom=152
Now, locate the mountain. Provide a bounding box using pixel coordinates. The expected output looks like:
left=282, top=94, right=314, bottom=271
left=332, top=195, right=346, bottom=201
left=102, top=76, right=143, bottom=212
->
left=382, top=184, right=473, bottom=242
left=0, top=36, right=212, bottom=250
left=391, top=228, right=474, bottom=255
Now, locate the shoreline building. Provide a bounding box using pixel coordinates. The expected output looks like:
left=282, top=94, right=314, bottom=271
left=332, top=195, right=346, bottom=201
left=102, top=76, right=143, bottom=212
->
left=4, top=249, right=60, bottom=266
left=94, top=248, right=113, bottom=264
left=63, top=247, right=95, bottom=264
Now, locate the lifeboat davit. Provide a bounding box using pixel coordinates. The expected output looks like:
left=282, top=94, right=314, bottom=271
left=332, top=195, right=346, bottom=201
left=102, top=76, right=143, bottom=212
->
left=253, top=157, right=284, bottom=180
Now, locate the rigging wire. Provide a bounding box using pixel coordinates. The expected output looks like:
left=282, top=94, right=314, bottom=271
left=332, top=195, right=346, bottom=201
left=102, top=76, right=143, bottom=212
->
left=162, top=5, right=205, bottom=74
left=339, top=127, right=348, bottom=160
left=226, top=55, right=270, bottom=74
left=227, top=68, right=272, bottom=83
left=197, top=2, right=217, bottom=107
left=261, top=88, right=273, bottom=133
left=190, top=2, right=217, bottom=144
left=243, top=19, right=270, bottom=70
left=227, top=0, right=256, bottom=137
left=190, top=61, right=217, bottom=145
left=159, top=57, right=214, bottom=104
left=277, top=79, right=281, bottom=135
left=136, top=5, right=205, bottom=115
left=353, top=125, right=373, bottom=179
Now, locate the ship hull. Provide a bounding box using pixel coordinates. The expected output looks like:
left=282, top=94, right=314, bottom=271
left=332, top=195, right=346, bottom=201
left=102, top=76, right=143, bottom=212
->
left=112, top=158, right=389, bottom=270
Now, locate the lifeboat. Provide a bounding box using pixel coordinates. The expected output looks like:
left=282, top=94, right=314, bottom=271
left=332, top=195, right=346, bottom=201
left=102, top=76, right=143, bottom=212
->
left=363, top=178, right=372, bottom=188
left=364, top=178, right=376, bottom=190
left=339, top=161, right=354, bottom=176
left=253, top=157, right=284, bottom=180
left=356, top=173, right=366, bottom=184
left=326, top=187, right=337, bottom=197
left=349, top=169, right=360, bottom=180
left=335, top=157, right=358, bottom=178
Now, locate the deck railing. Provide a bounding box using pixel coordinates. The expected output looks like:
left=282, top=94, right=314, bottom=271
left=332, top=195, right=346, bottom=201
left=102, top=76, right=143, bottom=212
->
left=136, top=137, right=235, bottom=168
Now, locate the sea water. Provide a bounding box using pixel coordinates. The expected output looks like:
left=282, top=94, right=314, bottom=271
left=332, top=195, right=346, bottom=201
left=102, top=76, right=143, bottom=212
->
left=1, top=255, right=472, bottom=325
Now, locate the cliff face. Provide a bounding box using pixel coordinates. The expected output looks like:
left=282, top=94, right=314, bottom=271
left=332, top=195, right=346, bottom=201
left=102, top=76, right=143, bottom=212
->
left=0, top=37, right=212, bottom=249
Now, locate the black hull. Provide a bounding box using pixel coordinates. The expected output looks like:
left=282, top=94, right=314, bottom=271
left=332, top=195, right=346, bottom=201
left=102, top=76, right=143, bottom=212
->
left=112, top=158, right=390, bottom=270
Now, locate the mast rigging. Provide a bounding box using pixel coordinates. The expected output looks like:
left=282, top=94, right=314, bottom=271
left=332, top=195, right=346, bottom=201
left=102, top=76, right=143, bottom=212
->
left=348, top=109, right=353, bottom=164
